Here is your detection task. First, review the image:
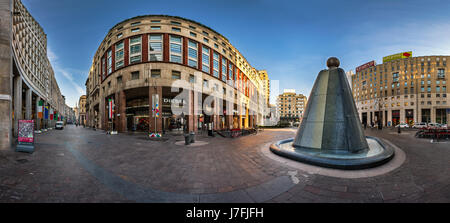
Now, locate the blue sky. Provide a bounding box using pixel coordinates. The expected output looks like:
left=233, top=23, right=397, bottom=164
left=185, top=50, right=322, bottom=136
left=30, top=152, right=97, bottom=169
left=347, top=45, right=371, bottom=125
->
left=22, top=0, right=450, bottom=107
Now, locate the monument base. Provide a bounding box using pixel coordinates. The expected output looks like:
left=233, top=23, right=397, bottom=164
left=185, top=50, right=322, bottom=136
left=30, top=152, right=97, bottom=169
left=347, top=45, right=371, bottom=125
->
left=270, top=136, right=395, bottom=170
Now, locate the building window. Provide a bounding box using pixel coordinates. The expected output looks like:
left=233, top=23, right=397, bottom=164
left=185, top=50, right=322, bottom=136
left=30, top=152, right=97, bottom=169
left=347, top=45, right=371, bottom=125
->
left=117, top=76, right=122, bottom=83
left=190, top=32, right=197, bottom=37
left=131, top=71, right=139, bottom=80
left=107, top=49, right=112, bottom=74
left=131, top=28, right=140, bottom=33
left=214, top=43, right=218, bottom=49
left=115, top=41, right=124, bottom=68
left=151, top=20, right=161, bottom=23
left=150, top=26, right=161, bottom=30
left=129, top=36, right=142, bottom=63
left=393, top=72, right=399, bottom=82
left=131, top=22, right=141, bottom=26
left=221, top=57, right=227, bottom=82
left=202, top=31, right=209, bottom=36
left=189, top=25, right=196, bottom=30
left=213, top=52, right=219, bottom=78
left=171, top=21, right=181, bottom=25
left=228, top=63, right=233, bottom=82
left=438, top=69, right=445, bottom=78
left=203, top=38, right=209, bottom=43
left=188, top=40, right=198, bottom=68
left=189, top=74, right=196, bottom=83
left=203, top=79, right=208, bottom=88
left=149, top=34, right=163, bottom=61
left=172, top=70, right=181, bottom=79
left=202, top=45, right=210, bottom=73
left=117, top=33, right=123, bottom=38
left=172, top=27, right=181, bottom=32
left=151, top=69, right=161, bottom=78
left=169, top=35, right=182, bottom=63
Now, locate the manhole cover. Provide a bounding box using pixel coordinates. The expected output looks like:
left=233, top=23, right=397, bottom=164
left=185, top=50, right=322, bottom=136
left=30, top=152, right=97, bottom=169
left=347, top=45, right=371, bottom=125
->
left=16, top=159, right=28, bottom=164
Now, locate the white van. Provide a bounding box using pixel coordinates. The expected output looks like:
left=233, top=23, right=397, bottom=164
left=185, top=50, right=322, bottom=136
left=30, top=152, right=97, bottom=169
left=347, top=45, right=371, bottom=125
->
left=55, top=121, right=64, bottom=130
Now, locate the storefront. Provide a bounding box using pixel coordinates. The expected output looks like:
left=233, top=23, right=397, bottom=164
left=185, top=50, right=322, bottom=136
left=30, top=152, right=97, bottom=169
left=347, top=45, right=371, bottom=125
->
left=405, top=109, right=414, bottom=125
left=421, top=109, right=431, bottom=123
left=391, top=110, right=400, bottom=126
left=126, top=98, right=149, bottom=131
left=436, top=108, right=447, bottom=124
left=361, top=112, right=367, bottom=126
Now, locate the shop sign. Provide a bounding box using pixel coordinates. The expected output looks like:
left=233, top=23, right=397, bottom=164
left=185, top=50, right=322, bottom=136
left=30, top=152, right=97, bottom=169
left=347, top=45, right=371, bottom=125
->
left=163, top=98, right=186, bottom=105
left=383, top=51, right=412, bottom=63
left=356, top=60, right=376, bottom=73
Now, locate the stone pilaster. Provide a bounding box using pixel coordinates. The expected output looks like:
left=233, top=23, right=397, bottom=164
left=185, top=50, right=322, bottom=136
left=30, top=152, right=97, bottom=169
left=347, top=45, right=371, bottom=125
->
left=0, top=0, right=12, bottom=150
left=25, top=88, right=32, bottom=120
left=13, top=75, right=22, bottom=137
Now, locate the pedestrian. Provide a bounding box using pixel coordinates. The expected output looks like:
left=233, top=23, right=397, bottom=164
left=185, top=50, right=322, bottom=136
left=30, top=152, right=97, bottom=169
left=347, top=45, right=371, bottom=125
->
left=364, top=122, right=367, bottom=129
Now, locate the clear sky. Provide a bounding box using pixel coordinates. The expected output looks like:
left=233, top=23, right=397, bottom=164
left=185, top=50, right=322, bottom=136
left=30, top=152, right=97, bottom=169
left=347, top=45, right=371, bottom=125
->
left=22, top=0, right=450, bottom=107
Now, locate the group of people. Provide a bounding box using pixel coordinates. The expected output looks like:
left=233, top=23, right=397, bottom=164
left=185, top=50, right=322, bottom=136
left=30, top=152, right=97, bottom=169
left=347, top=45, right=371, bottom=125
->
left=363, top=119, right=383, bottom=130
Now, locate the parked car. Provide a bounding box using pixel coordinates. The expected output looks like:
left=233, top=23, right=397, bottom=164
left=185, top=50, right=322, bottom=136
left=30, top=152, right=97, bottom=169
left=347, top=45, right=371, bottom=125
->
left=427, top=123, right=441, bottom=128
left=412, top=122, right=428, bottom=128
left=55, top=121, right=64, bottom=130
left=395, top=123, right=409, bottom=128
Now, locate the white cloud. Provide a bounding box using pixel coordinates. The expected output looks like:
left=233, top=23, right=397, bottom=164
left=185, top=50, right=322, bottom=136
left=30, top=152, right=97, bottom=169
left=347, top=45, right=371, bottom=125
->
left=47, top=46, right=86, bottom=107
left=342, top=21, right=450, bottom=68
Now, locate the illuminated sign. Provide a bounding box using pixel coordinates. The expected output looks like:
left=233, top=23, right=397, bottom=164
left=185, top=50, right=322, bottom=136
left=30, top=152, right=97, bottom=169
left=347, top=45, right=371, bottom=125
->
left=356, top=60, right=376, bottom=73
left=383, top=51, right=412, bottom=63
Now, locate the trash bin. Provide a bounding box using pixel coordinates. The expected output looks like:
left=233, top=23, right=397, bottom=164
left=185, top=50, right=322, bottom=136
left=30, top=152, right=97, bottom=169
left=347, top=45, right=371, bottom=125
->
left=184, top=133, right=190, bottom=145
left=190, top=131, right=195, bottom=143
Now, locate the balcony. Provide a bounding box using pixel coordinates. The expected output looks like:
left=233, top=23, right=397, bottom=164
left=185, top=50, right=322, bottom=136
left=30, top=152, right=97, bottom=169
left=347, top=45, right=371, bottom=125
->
left=437, top=74, right=445, bottom=79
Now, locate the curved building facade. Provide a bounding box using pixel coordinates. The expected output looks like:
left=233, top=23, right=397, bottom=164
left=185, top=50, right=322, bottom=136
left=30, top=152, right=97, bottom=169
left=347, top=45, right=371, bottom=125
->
left=352, top=55, right=449, bottom=126
left=1, top=0, right=67, bottom=150
left=86, top=15, right=268, bottom=133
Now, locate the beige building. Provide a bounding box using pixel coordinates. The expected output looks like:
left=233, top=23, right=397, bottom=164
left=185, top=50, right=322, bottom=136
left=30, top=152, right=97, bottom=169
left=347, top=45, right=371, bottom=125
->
left=0, top=0, right=67, bottom=149
left=85, top=15, right=268, bottom=133
left=352, top=55, right=449, bottom=126
left=258, top=70, right=270, bottom=105
left=78, top=95, right=86, bottom=125
left=276, top=89, right=307, bottom=122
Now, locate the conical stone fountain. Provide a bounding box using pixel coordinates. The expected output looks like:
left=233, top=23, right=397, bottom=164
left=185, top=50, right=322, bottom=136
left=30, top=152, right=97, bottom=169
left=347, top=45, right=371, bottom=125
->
left=270, top=57, right=394, bottom=170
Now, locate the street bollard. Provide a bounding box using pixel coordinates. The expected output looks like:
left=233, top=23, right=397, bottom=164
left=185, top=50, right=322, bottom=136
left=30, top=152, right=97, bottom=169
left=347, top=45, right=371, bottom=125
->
left=190, top=131, right=195, bottom=143
left=184, top=133, right=190, bottom=145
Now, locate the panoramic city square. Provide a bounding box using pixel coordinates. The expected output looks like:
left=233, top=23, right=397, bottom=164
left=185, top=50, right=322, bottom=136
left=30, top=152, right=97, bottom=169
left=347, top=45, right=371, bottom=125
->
left=1, top=0, right=450, bottom=210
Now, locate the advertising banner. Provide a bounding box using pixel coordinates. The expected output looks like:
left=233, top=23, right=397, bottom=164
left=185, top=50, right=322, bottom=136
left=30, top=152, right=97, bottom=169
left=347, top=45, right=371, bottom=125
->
left=18, top=120, right=34, bottom=143
left=356, top=60, right=376, bottom=73
left=44, top=106, right=49, bottom=120
left=38, top=100, right=43, bottom=118
left=383, top=51, right=412, bottom=63
left=152, top=94, right=160, bottom=118
left=50, top=108, right=53, bottom=120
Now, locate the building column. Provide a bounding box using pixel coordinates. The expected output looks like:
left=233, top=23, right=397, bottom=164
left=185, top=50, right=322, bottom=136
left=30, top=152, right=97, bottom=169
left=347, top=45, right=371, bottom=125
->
left=99, top=95, right=104, bottom=130
left=13, top=75, right=22, bottom=137
left=0, top=0, right=12, bottom=150
left=193, top=90, right=198, bottom=133
left=400, top=109, right=405, bottom=123
left=213, top=97, right=218, bottom=131
left=149, top=86, right=162, bottom=133
left=119, top=90, right=126, bottom=132
left=238, top=103, right=243, bottom=129
left=25, top=88, right=32, bottom=120
left=35, top=96, right=41, bottom=130
left=431, top=107, right=436, bottom=123
left=187, top=89, right=194, bottom=132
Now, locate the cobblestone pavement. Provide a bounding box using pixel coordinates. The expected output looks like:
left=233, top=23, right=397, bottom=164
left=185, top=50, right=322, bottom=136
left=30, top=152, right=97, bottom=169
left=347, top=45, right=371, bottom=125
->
left=0, top=125, right=449, bottom=202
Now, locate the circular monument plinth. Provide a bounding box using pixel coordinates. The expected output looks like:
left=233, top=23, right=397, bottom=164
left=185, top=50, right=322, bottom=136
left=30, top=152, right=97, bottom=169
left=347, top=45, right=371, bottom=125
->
left=270, top=136, right=395, bottom=170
